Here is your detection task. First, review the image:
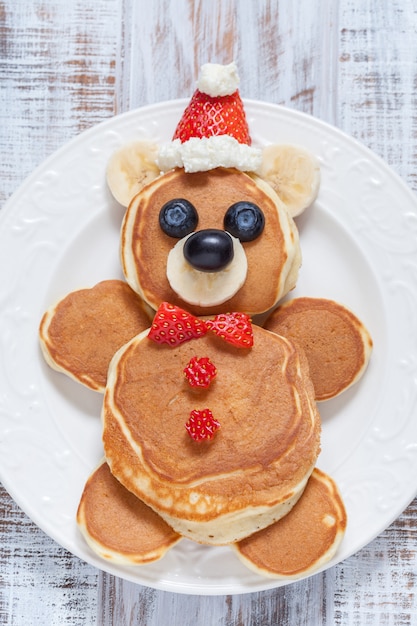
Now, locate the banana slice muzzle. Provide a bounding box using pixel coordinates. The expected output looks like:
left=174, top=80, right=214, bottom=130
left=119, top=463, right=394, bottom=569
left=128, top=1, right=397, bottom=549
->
left=166, top=233, right=248, bottom=307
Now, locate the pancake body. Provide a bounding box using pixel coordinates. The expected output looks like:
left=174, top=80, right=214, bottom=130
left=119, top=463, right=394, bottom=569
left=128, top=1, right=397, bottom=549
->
left=264, top=297, right=373, bottom=401
left=233, top=467, right=347, bottom=579
left=77, top=460, right=181, bottom=564
left=39, top=280, right=153, bottom=392
left=121, top=167, right=301, bottom=316
left=102, top=324, right=321, bottom=545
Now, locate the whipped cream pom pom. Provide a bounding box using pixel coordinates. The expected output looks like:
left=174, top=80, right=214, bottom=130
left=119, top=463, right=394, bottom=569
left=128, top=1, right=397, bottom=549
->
left=197, top=62, right=240, bottom=96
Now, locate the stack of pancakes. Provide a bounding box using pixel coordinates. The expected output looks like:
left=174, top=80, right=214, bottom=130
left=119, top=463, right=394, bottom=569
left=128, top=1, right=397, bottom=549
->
left=102, top=324, right=321, bottom=545
left=40, top=284, right=374, bottom=576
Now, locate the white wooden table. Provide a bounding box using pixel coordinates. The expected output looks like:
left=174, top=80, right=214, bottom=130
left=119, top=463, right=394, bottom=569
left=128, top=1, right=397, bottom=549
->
left=1, top=1, right=417, bottom=624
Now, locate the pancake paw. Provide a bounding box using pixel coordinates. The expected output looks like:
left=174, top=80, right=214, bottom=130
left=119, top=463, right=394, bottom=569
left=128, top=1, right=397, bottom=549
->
left=232, top=468, right=347, bottom=579
left=264, top=297, right=373, bottom=401
left=39, top=280, right=153, bottom=392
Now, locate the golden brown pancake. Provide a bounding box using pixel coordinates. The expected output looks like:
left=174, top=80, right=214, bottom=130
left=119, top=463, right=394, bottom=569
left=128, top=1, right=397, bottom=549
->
left=102, top=324, right=321, bottom=545
left=39, top=280, right=153, bottom=392
left=264, top=297, right=373, bottom=401
left=121, top=167, right=301, bottom=316
left=233, top=467, right=347, bottom=579
left=77, top=460, right=181, bottom=564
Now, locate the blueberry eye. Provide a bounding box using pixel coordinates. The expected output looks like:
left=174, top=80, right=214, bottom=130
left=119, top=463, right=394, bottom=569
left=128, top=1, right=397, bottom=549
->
left=159, top=198, right=198, bottom=238
left=224, top=201, right=265, bottom=242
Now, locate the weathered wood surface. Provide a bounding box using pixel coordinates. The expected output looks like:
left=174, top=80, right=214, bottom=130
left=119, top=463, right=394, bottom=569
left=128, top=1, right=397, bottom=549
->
left=1, top=1, right=417, bottom=624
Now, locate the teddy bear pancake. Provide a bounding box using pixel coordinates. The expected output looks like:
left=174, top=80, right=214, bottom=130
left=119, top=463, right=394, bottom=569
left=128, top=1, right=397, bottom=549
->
left=38, top=62, right=373, bottom=579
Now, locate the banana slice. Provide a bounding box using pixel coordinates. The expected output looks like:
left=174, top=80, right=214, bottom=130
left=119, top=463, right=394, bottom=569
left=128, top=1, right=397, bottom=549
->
left=257, top=144, right=320, bottom=217
left=106, top=141, right=161, bottom=207
left=166, top=234, right=248, bottom=307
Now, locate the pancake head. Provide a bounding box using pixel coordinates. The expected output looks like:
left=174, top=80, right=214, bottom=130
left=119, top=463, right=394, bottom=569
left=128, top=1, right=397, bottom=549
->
left=264, top=297, right=373, bottom=401
left=77, top=460, right=181, bottom=564
left=39, top=280, right=153, bottom=392
left=102, top=324, right=321, bottom=545
left=121, top=167, right=301, bottom=317
left=233, top=467, right=347, bottom=579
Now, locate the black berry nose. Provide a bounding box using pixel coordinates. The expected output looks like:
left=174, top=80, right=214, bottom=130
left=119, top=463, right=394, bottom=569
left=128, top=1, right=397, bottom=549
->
left=183, top=229, right=234, bottom=272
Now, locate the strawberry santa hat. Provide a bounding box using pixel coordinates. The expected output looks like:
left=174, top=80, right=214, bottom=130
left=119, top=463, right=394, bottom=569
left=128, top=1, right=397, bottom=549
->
left=157, top=62, right=262, bottom=173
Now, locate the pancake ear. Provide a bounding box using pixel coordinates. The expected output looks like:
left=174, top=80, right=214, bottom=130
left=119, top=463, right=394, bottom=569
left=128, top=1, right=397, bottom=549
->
left=106, top=140, right=161, bottom=207
left=256, top=144, right=320, bottom=218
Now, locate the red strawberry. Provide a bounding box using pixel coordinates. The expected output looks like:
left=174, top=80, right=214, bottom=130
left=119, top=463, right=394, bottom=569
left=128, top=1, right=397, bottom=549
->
left=205, top=312, right=254, bottom=348
left=173, top=89, right=251, bottom=145
left=185, top=408, right=220, bottom=441
left=184, top=356, right=217, bottom=388
left=148, top=302, right=208, bottom=346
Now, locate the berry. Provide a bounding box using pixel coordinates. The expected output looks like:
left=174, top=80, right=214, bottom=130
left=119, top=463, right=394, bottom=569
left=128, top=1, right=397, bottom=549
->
left=184, top=356, right=217, bottom=388
left=173, top=89, right=251, bottom=145
left=185, top=409, right=220, bottom=441
left=205, top=312, right=253, bottom=348
left=159, top=198, right=198, bottom=238
left=224, top=201, right=265, bottom=242
left=183, top=229, right=234, bottom=271
left=148, top=302, right=208, bottom=346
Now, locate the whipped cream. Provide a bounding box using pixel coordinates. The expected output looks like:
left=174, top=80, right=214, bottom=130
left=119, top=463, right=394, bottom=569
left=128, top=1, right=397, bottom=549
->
left=197, top=61, right=239, bottom=97
left=157, top=135, right=262, bottom=173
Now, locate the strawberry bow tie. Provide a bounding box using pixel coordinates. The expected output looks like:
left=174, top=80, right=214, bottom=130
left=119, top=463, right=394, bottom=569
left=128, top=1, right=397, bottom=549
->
left=148, top=302, right=253, bottom=349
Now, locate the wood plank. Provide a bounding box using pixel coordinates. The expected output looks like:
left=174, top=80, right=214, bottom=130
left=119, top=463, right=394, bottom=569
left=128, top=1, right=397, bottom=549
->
left=117, top=0, right=338, bottom=119
left=0, top=0, right=117, bottom=207
left=0, top=2, right=117, bottom=624
left=0, top=486, right=99, bottom=625
left=337, top=0, right=417, bottom=188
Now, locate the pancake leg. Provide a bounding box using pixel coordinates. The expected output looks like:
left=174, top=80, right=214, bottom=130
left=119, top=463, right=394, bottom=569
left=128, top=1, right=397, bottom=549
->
left=232, top=468, right=347, bottom=579
left=77, top=460, right=181, bottom=564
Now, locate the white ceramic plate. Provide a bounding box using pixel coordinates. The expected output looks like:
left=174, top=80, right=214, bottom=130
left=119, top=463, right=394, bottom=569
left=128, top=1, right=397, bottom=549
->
left=1, top=100, right=417, bottom=595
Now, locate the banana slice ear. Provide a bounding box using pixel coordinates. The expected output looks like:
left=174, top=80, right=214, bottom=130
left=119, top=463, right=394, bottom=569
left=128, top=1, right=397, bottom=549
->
left=256, top=144, right=320, bottom=218
left=106, top=141, right=161, bottom=207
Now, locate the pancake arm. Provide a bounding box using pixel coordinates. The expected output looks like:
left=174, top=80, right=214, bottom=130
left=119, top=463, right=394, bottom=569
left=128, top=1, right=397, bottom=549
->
left=39, top=279, right=154, bottom=392
left=264, top=297, right=373, bottom=401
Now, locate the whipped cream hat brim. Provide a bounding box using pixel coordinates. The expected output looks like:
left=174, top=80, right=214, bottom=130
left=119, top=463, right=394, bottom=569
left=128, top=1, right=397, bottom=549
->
left=157, top=136, right=262, bottom=173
